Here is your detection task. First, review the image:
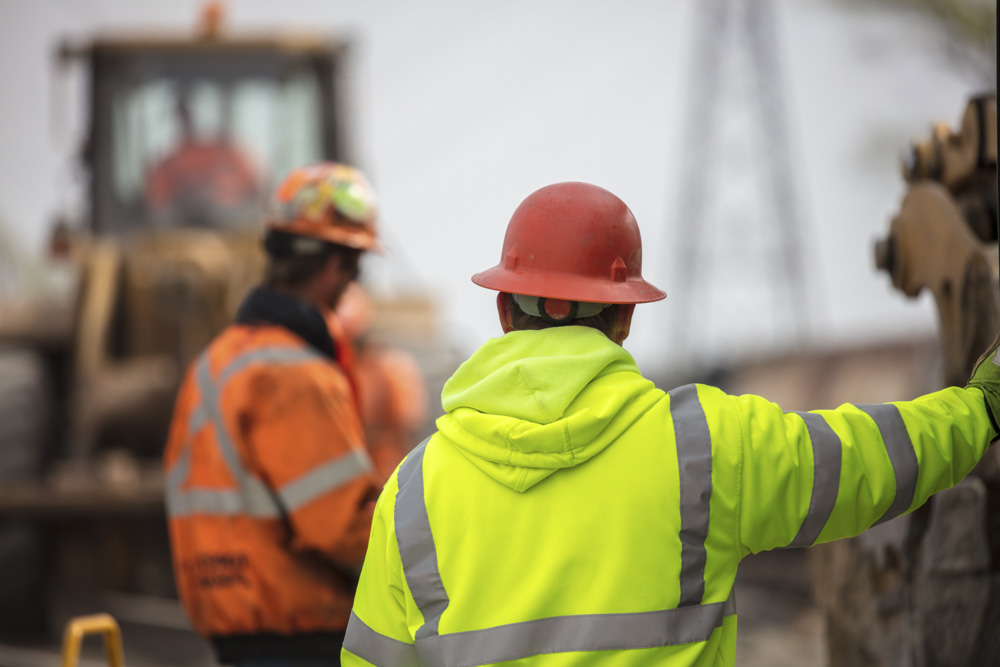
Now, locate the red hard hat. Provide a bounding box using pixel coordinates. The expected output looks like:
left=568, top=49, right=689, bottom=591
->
left=472, top=182, right=666, bottom=304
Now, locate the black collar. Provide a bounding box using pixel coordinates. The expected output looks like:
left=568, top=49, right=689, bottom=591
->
left=234, top=286, right=338, bottom=361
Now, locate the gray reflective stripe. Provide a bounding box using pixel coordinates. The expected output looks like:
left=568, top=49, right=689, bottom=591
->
left=858, top=404, right=917, bottom=526
left=217, top=346, right=320, bottom=384
left=194, top=352, right=250, bottom=488
left=343, top=612, right=421, bottom=667
left=165, top=446, right=192, bottom=517
left=188, top=405, right=209, bottom=436
left=278, top=448, right=373, bottom=512
left=416, top=592, right=737, bottom=667
left=788, top=412, right=842, bottom=547
left=669, top=384, right=712, bottom=607
left=169, top=476, right=283, bottom=518
left=166, top=345, right=327, bottom=519
left=168, top=488, right=246, bottom=516
left=395, top=437, right=448, bottom=641
left=345, top=592, right=735, bottom=667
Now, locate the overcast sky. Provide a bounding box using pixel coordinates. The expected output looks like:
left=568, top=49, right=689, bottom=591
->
left=0, top=0, right=987, bottom=375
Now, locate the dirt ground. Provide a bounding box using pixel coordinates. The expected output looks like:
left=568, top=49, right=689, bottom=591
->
left=0, top=548, right=826, bottom=666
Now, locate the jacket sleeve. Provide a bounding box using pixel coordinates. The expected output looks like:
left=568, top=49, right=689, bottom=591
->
left=342, top=472, right=420, bottom=666
left=246, top=362, right=379, bottom=569
left=722, top=385, right=997, bottom=556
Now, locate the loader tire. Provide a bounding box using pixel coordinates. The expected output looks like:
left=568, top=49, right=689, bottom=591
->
left=0, top=348, right=51, bottom=637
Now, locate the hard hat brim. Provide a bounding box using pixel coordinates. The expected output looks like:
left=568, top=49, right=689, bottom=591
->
left=274, top=220, right=384, bottom=254
left=471, top=266, right=666, bottom=304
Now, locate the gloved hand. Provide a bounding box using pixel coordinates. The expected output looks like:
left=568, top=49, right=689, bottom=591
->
left=968, top=332, right=1000, bottom=436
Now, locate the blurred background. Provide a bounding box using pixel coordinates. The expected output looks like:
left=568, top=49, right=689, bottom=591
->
left=0, top=0, right=992, bottom=370
left=0, top=0, right=995, bottom=665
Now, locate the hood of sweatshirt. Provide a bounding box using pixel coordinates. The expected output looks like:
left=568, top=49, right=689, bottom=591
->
left=436, top=326, right=661, bottom=492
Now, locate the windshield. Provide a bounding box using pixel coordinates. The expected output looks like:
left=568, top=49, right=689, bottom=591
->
left=92, top=49, right=333, bottom=234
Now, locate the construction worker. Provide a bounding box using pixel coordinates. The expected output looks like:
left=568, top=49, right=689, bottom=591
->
left=335, top=282, right=429, bottom=482
left=145, top=92, right=261, bottom=225
left=341, top=181, right=1000, bottom=666
left=164, top=163, right=382, bottom=666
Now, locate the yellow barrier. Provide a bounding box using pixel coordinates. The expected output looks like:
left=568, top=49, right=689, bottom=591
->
left=61, top=613, right=125, bottom=667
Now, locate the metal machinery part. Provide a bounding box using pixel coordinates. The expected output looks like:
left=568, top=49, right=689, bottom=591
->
left=812, top=95, right=1000, bottom=667
left=60, top=614, right=125, bottom=667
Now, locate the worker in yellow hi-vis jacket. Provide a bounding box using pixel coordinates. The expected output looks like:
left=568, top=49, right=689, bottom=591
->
left=342, top=182, right=1000, bottom=667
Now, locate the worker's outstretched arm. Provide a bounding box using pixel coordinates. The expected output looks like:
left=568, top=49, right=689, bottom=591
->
left=249, top=365, right=379, bottom=570
left=712, top=344, right=998, bottom=556
left=342, top=470, right=419, bottom=666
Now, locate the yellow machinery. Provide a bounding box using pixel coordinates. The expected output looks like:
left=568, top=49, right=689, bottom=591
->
left=874, top=94, right=999, bottom=386
left=812, top=95, right=1000, bottom=666
left=0, top=6, right=357, bottom=635
left=60, top=615, right=125, bottom=667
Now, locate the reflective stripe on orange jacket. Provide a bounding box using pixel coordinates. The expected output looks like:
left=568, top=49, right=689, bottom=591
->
left=163, top=322, right=379, bottom=642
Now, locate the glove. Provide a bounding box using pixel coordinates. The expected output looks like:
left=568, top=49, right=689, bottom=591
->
left=968, top=332, right=1000, bottom=436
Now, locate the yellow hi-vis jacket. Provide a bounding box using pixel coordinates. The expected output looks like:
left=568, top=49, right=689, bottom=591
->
left=342, top=327, right=997, bottom=666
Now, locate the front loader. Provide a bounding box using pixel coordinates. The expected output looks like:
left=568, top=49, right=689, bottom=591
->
left=0, top=8, right=356, bottom=635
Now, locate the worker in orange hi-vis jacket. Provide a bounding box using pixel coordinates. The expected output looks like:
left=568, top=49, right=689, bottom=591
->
left=163, top=163, right=382, bottom=667
left=334, top=282, right=429, bottom=482
left=145, top=95, right=262, bottom=224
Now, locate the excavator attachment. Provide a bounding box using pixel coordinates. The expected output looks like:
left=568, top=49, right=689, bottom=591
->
left=812, top=94, right=1000, bottom=667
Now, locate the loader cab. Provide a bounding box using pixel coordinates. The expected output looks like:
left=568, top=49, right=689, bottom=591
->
left=39, top=28, right=360, bottom=460
left=64, top=32, right=352, bottom=236
left=0, top=18, right=364, bottom=641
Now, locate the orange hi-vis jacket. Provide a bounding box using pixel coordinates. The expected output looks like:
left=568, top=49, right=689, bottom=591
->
left=164, top=296, right=379, bottom=661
